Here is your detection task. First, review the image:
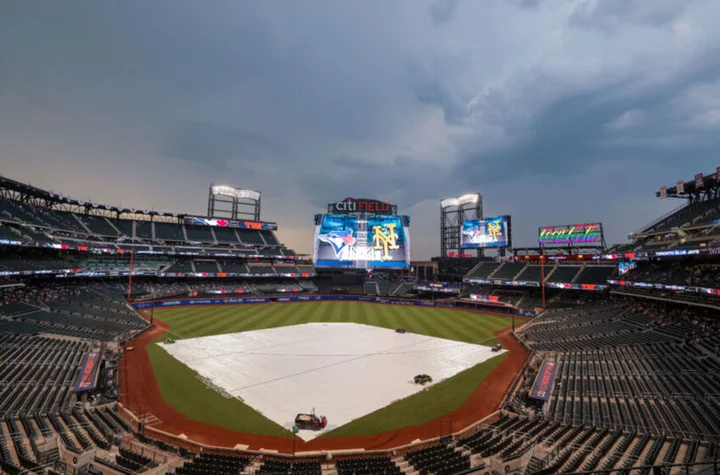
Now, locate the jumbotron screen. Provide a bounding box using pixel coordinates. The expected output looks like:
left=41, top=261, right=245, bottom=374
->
left=313, top=214, right=411, bottom=269
left=461, top=216, right=511, bottom=248
left=618, top=261, right=638, bottom=275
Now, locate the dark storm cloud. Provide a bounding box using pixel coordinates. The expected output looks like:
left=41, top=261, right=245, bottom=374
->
left=1, top=0, right=720, bottom=257
left=301, top=155, right=453, bottom=210
left=451, top=51, right=720, bottom=185
left=164, top=122, right=281, bottom=171
left=569, top=0, right=693, bottom=31
left=407, top=57, right=473, bottom=126
left=429, top=0, right=460, bottom=26
left=330, top=156, right=368, bottom=170
left=506, top=0, right=542, bottom=9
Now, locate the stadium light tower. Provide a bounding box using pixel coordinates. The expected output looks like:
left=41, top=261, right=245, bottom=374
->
left=440, top=193, right=483, bottom=258
left=207, top=184, right=261, bottom=221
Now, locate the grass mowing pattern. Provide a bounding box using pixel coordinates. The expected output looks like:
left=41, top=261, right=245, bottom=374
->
left=148, top=341, right=289, bottom=436
left=325, top=352, right=506, bottom=437
left=149, top=302, right=511, bottom=437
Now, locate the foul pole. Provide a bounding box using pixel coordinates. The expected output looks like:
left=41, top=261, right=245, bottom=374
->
left=540, top=254, right=546, bottom=310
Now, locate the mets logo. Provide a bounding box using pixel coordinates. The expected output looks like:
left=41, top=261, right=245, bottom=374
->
left=318, top=229, right=357, bottom=256
left=487, top=221, right=502, bottom=240
left=372, top=224, right=399, bottom=260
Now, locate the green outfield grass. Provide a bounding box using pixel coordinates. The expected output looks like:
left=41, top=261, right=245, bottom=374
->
left=148, top=302, right=512, bottom=438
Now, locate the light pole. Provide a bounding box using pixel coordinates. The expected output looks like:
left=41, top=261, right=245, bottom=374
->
left=150, top=286, right=155, bottom=325
left=540, top=253, right=546, bottom=310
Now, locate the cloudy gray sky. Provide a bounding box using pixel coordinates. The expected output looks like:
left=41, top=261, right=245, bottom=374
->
left=2, top=0, right=719, bottom=258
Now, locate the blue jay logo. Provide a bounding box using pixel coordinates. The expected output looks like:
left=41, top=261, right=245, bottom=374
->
left=319, top=229, right=357, bottom=256
left=462, top=225, right=481, bottom=240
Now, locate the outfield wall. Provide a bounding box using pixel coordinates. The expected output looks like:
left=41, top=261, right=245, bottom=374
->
left=130, top=294, right=539, bottom=317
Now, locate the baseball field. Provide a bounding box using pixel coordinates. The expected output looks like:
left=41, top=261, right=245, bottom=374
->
left=146, top=302, right=514, bottom=438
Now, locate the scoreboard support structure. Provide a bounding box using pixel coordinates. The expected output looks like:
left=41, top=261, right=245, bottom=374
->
left=207, top=185, right=261, bottom=221
left=440, top=193, right=483, bottom=258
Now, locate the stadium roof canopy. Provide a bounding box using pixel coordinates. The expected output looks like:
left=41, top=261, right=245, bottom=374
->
left=656, top=171, right=720, bottom=199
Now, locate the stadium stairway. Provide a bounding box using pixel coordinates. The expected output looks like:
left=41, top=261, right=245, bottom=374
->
left=364, top=282, right=379, bottom=295
left=393, top=457, right=415, bottom=475
left=465, top=261, right=485, bottom=279
left=542, top=265, right=558, bottom=283
left=570, top=264, right=585, bottom=284
left=72, top=214, right=93, bottom=234
left=105, top=217, right=122, bottom=236
left=0, top=421, right=21, bottom=468
left=159, top=262, right=174, bottom=273
left=0, top=401, right=136, bottom=472
left=511, top=265, right=527, bottom=281
left=181, top=224, right=190, bottom=243
left=391, top=282, right=414, bottom=296
left=488, top=263, right=504, bottom=280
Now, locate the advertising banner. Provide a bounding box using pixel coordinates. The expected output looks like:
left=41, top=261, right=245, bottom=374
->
left=469, top=294, right=501, bottom=303
left=545, top=282, right=607, bottom=291
left=538, top=223, right=603, bottom=246
left=618, top=261, right=638, bottom=275
left=608, top=279, right=720, bottom=297
left=74, top=352, right=100, bottom=393
left=415, top=285, right=461, bottom=294
left=131, top=295, right=536, bottom=317
left=529, top=358, right=557, bottom=401
left=183, top=216, right=278, bottom=231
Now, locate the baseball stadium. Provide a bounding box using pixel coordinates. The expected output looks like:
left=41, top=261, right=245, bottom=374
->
left=1, top=171, right=720, bottom=475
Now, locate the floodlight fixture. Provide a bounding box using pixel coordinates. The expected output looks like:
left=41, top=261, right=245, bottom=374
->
left=207, top=184, right=261, bottom=221
left=210, top=185, right=261, bottom=202
left=440, top=193, right=480, bottom=209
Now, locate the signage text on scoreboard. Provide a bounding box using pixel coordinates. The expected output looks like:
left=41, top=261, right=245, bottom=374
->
left=328, top=197, right=396, bottom=215
left=538, top=223, right=603, bottom=246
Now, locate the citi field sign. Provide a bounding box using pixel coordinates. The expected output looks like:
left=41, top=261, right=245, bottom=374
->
left=328, top=197, right=396, bottom=215
left=538, top=223, right=603, bottom=246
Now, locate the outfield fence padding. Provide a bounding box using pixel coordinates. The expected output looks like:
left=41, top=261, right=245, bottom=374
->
left=131, top=294, right=540, bottom=317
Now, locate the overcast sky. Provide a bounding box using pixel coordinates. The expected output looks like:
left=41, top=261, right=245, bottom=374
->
left=2, top=0, right=719, bottom=259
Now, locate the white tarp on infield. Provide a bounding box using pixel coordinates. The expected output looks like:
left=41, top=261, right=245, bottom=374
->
left=159, top=322, right=504, bottom=441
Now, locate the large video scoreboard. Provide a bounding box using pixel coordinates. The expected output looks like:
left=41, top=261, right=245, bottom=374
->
left=460, top=215, right=512, bottom=248
left=313, top=198, right=410, bottom=269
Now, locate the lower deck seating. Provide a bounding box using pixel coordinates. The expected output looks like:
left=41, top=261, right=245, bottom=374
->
left=172, top=453, right=251, bottom=475
left=404, top=444, right=470, bottom=475
left=541, top=340, right=720, bottom=438
left=0, top=405, right=129, bottom=474
left=455, top=413, right=712, bottom=474
left=0, top=334, right=89, bottom=418
left=255, top=459, right=321, bottom=475
left=336, top=456, right=401, bottom=475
